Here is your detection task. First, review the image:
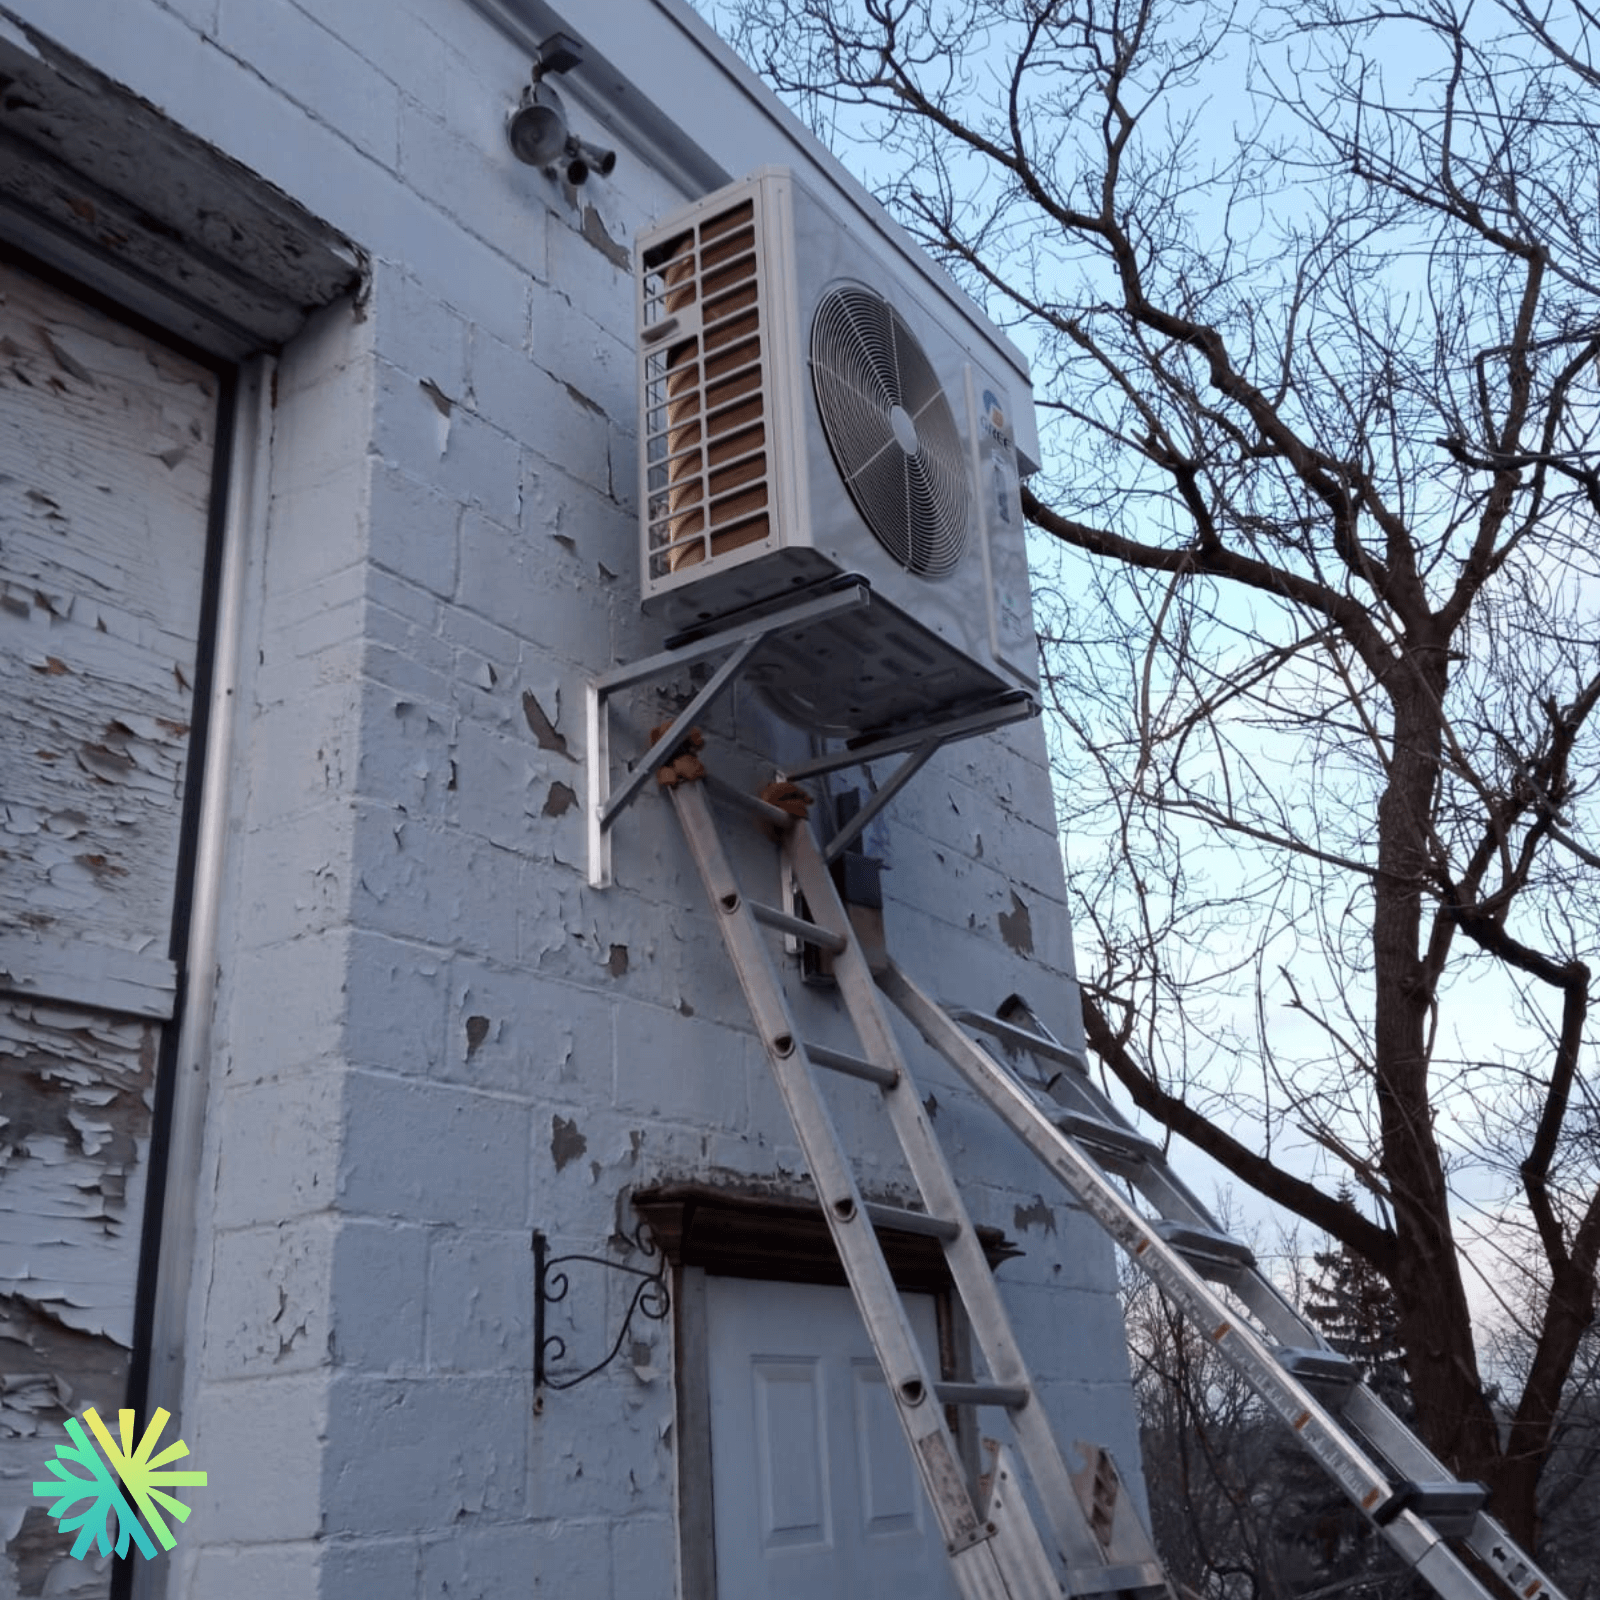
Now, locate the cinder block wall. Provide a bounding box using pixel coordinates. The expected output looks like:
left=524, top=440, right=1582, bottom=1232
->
left=3, top=0, right=1145, bottom=1595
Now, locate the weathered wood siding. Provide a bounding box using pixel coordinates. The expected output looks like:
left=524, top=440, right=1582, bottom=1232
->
left=0, top=258, right=218, bottom=1598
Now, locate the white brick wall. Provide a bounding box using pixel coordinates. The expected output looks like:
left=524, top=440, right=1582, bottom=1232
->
left=1, top=0, right=1147, bottom=1592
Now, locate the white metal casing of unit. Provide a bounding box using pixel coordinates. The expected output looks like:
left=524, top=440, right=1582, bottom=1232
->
left=636, top=166, right=1040, bottom=739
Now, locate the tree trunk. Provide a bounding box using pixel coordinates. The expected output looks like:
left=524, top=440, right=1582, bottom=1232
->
left=1372, top=672, right=1514, bottom=1527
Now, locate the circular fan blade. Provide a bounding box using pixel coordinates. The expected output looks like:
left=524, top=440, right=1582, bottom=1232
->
left=810, top=286, right=971, bottom=578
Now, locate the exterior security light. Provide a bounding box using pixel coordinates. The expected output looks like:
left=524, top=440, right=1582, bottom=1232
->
left=508, top=81, right=571, bottom=170
left=507, top=32, right=617, bottom=187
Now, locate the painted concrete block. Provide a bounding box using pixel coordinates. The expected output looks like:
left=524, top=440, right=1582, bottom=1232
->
left=398, top=95, right=548, bottom=268
left=366, top=565, right=447, bottom=636
left=356, top=167, right=534, bottom=346
left=456, top=509, right=615, bottom=666
left=229, top=806, right=357, bottom=951
left=254, top=469, right=369, bottom=605
left=368, top=259, right=471, bottom=397
left=282, top=0, right=508, bottom=106
left=519, top=456, right=636, bottom=580
left=611, top=1000, right=750, bottom=1132
left=443, top=959, right=610, bottom=1098
left=331, top=1218, right=428, bottom=1374
left=374, top=359, right=522, bottom=530
left=202, top=1215, right=334, bottom=1378
left=219, top=929, right=350, bottom=1083
left=340, top=1069, right=529, bottom=1229
left=424, top=1228, right=533, bottom=1373
left=344, top=928, right=449, bottom=1078
left=209, top=1071, right=344, bottom=1230
left=323, top=1372, right=528, bottom=1534
left=348, top=809, right=519, bottom=964
left=364, top=629, right=455, bottom=714
left=420, top=1519, right=610, bottom=1599
left=354, top=692, right=458, bottom=826
left=367, top=459, right=460, bottom=600
left=181, top=1372, right=327, bottom=1544
left=317, top=1536, right=422, bottom=1600
left=529, top=282, right=635, bottom=430
left=611, top=1514, right=679, bottom=1600
left=242, top=683, right=365, bottom=827
left=451, top=716, right=569, bottom=857
left=546, top=206, right=635, bottom=337
left=182, top=1540, right=322, bottom=1600
left=470, top=330, right=611, bottom=499
left=215, top=0, right=402, bottom=168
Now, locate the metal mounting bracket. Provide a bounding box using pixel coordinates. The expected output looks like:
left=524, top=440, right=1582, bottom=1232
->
left=585, top=580, right=872, bottom=886
left=585, top=577, right=1039, bottom=886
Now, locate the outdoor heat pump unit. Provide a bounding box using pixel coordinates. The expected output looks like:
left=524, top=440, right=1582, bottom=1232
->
left=637, top=166, right=1041, bottom=740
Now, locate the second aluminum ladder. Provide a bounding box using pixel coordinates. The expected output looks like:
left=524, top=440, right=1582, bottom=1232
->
left=879, top=971, right=1570, bottom=1600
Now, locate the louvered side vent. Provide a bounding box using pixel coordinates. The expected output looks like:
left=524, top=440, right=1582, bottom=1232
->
left=641, top=196, right=769, bottom=581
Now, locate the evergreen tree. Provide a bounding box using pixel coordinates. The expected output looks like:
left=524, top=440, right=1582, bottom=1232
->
left=1304, top=1193, right=1413, bottom=1423
left=1275, top=1192, right=1426, bottom=1597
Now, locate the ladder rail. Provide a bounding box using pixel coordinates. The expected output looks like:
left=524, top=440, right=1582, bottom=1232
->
left=879, top=960, right=1562, bottom=1600
left=784, top=821, right=1160, bottom=1586
left=666, top=780, right=1002, bottom=1587
left=948, top=1004, right=1575, bottom=1600
left=670, top=774, right=1176, bottom=1598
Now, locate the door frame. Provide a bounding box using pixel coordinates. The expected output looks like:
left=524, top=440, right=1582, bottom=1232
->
left=632, top=1182, right=1021, bottom=1598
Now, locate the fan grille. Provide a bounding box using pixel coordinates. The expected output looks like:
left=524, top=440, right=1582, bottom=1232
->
left=809, top=287, right=970, bottom=578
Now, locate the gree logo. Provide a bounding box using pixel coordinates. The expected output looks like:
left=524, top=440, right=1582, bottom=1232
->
left=34, top=1408, right=207, bottom=1561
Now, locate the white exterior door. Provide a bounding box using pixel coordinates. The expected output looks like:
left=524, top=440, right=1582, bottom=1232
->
left=706, top=1275, right=962, bottom=1600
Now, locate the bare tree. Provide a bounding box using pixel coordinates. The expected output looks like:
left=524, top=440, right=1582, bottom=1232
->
left=716, top=0, right=1600, bottom=1554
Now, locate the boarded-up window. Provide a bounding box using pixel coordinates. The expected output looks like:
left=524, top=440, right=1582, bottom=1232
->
left=0, top=257, right=221, bottom=1597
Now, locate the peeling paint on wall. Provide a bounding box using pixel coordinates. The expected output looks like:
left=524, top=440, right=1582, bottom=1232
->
left=578, top=205, right=630, bottom=270
left=550, top=1115, right=588, bottom=1173
left=521, top=690, right=570, bottom=757
left=1, top=1001, right=155, bottom=1597
left=0, top=259, right=213, bottom=956
left=998, top=890, right=1034, bottom=956
left=0, top=258, right=214, bottom=1600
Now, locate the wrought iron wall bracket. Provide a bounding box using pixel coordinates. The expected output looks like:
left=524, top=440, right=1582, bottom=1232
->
left=532, top=1224, right=670, bottom=1400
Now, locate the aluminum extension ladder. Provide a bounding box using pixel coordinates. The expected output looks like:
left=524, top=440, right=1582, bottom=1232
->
left=877, top=975, right=1571, bottom=1600
left=665, top=768, right=1175, bottom=1600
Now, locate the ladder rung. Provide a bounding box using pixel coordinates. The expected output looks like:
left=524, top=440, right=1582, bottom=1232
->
left=1274, top=1345, right=1360, bottom=1407
left=746, top=898, right=847, bottom=952
left=805, top=1040, right=898, bottom=1088
left=1152, top=1220, right=1257, bottom=1279
left=702, top=772, right=801, bottom=829
left=1373, top=1479, right=1489, bottom=1537
left=1055, top=1110, right=1162, bottom=1171
left=934, top=1380, right=1030, bottom=1409
left=953, top=1008, right=1089, bottom=1074
left=1065, top=1562, right=1171, bottom=1597
left=863, top=1200, right=960, bottom=1241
